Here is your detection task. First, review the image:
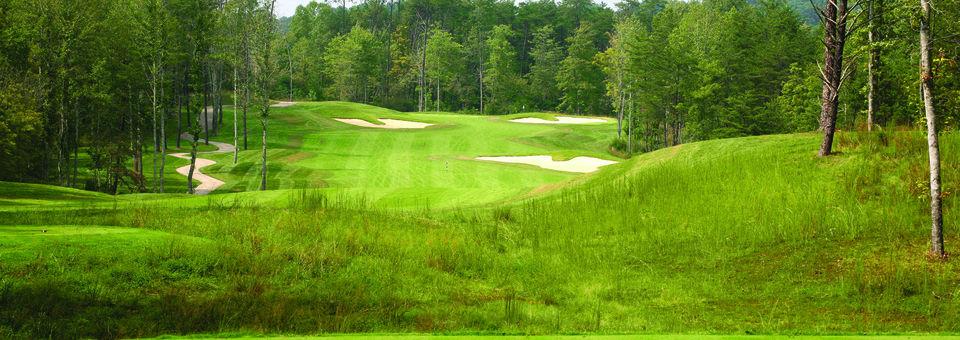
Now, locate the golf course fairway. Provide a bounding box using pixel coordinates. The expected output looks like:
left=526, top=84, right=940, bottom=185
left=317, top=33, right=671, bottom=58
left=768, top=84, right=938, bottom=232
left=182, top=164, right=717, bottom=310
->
left=1, top=102, right=958, bottom=338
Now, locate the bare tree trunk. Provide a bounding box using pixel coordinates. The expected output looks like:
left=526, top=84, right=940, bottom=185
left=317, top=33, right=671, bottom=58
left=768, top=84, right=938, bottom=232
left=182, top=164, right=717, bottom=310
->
left=662, top=120, right=668, bottom=148
left=203, top=68, right=210, bottom=145
left=242, top=5, right=252, bottom=151
left=217, top=63, right=224, bottom=130
left=260, top=118, right=267, bottom=190
left=152, top=75, right=159, bottom=192
left=817, top=0, right=848, bottom=157
left=187, top=132, right=199, bottom=194
left=176, top=71, right=182, bottom=148
left=289, top=45, right=294, bottom=102
left=138, top=105, right=145, bottom=176
left=436, top=78, right=440, bottom=112
left=160, top=70, right=166, bottom=192
left=57, top=96, right=65, bottom=185
left=243, top=68, right=249, bottom=150
left=867, top=0, right=878, bottom=131
left=417, top=28, right=426, bottom=112
left=919, top=0, right=944, bottom=259
left=627, top=92, right=632, bottom=154
left=185, top=70, right=192, bottom=132
left=234, top=68, right=239, bottom=164
left=212, top=66, right=220, bottom=135
left=72, top=99, right=78, bottom=187
left=127, top=85, right=135, bottom=178
left=258, top=0, right=277, bottom=191
left=616, top=63, right=624, bottom=138
left=479, top=62, right=484, bottom=114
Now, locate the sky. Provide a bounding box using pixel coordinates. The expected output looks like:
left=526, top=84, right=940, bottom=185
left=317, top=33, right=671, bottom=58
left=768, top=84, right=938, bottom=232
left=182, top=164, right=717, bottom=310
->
left=275, top=0, right=621, bottom=17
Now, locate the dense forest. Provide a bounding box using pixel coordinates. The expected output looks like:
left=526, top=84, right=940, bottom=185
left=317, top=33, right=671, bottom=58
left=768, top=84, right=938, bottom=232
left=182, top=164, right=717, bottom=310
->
left=0, top=0, right=958, bottom=188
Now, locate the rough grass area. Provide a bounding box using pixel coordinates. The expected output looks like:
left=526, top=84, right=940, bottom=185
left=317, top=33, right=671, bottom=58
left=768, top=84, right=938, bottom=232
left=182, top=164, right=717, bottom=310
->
left=0, top=130, right=957, bottom=338
left=147, top=335, right=960, bottom=339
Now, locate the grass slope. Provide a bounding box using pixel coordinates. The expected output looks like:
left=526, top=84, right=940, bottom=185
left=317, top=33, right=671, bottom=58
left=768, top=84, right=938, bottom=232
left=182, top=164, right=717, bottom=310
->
left=0, top=128, right=957, bottom=338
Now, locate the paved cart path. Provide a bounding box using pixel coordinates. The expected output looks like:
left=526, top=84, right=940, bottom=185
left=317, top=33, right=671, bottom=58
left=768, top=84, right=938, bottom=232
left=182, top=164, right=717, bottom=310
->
left=170, top=133, right=235, bottom=195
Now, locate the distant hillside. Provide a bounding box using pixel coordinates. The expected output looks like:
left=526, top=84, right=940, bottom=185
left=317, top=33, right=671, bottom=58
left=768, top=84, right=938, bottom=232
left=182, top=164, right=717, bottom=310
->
left=787, top=0, right=820, bottom=25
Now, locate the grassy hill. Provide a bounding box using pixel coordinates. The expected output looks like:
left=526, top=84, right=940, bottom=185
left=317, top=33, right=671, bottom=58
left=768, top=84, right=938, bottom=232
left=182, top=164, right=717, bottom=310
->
left=0, top=102, right=958, bottom=338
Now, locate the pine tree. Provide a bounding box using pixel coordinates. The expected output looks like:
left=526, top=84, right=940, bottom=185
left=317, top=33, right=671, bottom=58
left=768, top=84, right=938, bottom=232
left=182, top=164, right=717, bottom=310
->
left=557, top=23, right=604, bottom=115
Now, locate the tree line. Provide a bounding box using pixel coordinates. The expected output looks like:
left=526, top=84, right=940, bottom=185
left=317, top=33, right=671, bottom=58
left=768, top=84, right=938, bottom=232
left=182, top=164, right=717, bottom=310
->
left=0, top=0, right=278, bottom=193
left=282, top=0, right=958, bottom=151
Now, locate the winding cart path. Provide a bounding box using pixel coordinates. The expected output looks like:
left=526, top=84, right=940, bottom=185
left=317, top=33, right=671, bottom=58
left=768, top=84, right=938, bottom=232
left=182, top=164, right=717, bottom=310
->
left=170, top=133, right=235, bottom=195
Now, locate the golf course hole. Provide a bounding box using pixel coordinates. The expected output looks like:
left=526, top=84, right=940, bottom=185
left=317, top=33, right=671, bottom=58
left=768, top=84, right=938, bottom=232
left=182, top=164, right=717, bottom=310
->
left=509, top=116, right=608, bottom=124
left=476, top=155, right=617, bottom=173
left=334, top=118, right=434, bottom=129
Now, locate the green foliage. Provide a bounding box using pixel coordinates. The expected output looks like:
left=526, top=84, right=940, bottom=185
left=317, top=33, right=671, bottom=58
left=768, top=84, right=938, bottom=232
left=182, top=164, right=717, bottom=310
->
left=3, top=0, right=959, bottom=191
left=284, top=2, right=337, bottom=101
left=425, top=28, right=464, bottom=111
left=670, top=0, right=816, bottom=139
left=483, top=25, right=526, bottom=114
left=769, top=63, right=822, bottom=132
left=836, top=0, right=960, bottom=129
left=604, top=0, right=819, bottom=152
left=557, top=23, right=606, bottom=116
left=324, top=25, right=382, bottom=102
left=0, top=65, right=42, bottom=181
left=526, top=25, right=564, bottom=111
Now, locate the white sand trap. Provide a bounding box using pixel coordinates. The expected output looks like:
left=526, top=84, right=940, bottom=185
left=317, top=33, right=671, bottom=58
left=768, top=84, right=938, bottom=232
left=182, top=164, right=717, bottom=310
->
left=510, top=116, right=608, bottom=125
left=271, top=101, right=296, bottom=108
left=476, top=155, right=617, bottom=173
left=334, top=118, right=433, bottom=129
left=169, top=133, right=235, bottom=195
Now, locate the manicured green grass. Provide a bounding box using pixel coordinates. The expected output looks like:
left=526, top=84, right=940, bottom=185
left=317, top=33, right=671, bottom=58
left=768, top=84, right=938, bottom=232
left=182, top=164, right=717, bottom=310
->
left=1, top=124, right=958, bottom=338
left=18, top=102, right=621, bottom=206
left=199, top=101, right=619, bottom=207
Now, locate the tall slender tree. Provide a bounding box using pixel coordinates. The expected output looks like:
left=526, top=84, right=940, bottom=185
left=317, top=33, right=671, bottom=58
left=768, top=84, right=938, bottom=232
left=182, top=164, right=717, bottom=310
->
left=919, top=0, right=944, bottom=259
left=483, top=25, right=523, bottom=114
left=557, top=23, right=605, bottom=115
left=527, top=25, right=563, bottom=111
left=425, top=28, right=463, bottom=111
left=813, top=0, right=862, bottom=156
left=254, top=0, right=278, bottom=191
left=866, top=0, right=880, bottom=131
left=138, top=0, right=170, bottom=192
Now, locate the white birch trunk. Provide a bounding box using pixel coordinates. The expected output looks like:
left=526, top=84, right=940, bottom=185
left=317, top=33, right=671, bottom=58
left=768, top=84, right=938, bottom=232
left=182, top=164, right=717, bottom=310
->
left=919, top=0, right=944, bottom=258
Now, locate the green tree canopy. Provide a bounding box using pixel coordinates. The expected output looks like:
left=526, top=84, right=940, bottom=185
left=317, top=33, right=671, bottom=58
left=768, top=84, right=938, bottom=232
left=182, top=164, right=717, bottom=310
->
left=324, top=25, right=381, bottom=102
left=527, top=25, right=563, bottom=111
left=426, top=28, right=464, bottom=111
left=483, top=24, right=525, bottom=114
left=557, top=23, right=605, bottom=115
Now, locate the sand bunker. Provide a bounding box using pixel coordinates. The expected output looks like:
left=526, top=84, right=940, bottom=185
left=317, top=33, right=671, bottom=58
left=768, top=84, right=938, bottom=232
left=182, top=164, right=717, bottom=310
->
left=334, top=118, right=433, bottom=129
left=476, top=155, right=617, bottom=173
left=509, top=116, right=608, bottom=125
left=271, top=101, right=296, bottom=108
